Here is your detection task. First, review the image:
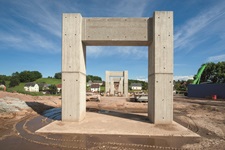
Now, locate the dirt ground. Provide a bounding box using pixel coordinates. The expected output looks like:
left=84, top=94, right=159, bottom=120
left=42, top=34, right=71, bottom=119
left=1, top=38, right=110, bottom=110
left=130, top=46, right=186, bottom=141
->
left=0, top=91, right=225, bottom=149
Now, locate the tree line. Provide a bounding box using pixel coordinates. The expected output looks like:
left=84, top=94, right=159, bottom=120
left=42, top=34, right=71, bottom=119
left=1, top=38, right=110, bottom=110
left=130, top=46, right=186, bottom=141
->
left=54, top=72, right=102, bottom=82
left=128, top=79, right=148, bottom=90
left=198, top=62, right=225, bottom=83
left=174, top=61, right=225, bottom=92
left=0, top=71, right=42, bottom=87
left=3, top=61, right=224, bottom=89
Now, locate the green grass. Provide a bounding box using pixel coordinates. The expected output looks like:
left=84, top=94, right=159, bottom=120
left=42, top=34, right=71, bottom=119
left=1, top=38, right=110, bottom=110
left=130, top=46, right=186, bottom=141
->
left=36, top=78, right=61, bottom=85
left=6, top=78, right=61, bottom=96
left=6, top=82, right=43, bottom=96
left=100, top=86, right=105, bottom=92
left=5, top=81, right=10, bottom=88
left=7, top=82, right=25, bottom=92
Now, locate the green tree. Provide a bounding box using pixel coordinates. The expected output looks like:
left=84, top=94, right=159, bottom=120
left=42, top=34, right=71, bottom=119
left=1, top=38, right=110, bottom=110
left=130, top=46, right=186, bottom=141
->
left=19, top=71, right=31, bottom=82
left=198, top=62, right=225, bottom=83
left=86, top=75, right=92, bottom=82
left=174, top=80, right=187, bottom=92
left=12, top=72, right=20, bottom=77
left=86, top=75, right=102, bottom=82
left=128, top=79, right=148, bottom=90
left=54, top=72, right=62, bottom=79
left=9, top=77, right=20, bottom=87
left=18, top=71, right=42, bottom=82
left=0, top=80, right=6, bottom=85
left=0, top=74, right=11, bottom=81
left=49, top=84, right=57, bottom=94
left=32, top=71, right=42, bottom=80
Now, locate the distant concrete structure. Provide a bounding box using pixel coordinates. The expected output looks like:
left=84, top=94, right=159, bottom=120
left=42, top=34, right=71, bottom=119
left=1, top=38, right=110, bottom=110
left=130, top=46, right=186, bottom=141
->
left=105, top=71, right=128, bottom=97
left=62, top=11, right=173, bottom=124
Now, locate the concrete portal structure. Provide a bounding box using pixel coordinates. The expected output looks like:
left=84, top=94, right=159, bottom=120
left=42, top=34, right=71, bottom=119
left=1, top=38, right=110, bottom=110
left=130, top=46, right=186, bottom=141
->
left=105, top=71, right=128, bottom=97
left=62, top=11, right=173, bottom=124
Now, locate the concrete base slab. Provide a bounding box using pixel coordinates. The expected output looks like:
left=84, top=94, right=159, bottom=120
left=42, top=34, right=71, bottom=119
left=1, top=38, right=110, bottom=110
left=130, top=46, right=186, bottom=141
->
left=36, top=111, right=199, bottom=137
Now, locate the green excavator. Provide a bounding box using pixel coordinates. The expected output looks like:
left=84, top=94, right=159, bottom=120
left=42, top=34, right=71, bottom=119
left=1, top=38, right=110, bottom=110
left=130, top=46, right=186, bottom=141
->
left=192, top=64, right=207, bottom=84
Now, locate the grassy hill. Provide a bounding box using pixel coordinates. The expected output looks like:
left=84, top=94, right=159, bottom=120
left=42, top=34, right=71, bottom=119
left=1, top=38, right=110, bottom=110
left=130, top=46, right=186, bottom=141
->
left=36, top=78, right=61, bottom=85
left=6, top=78, right=61, bottom=95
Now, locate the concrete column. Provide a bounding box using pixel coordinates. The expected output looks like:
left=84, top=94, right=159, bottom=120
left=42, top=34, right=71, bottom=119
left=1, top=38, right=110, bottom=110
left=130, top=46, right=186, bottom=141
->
left=119, top=78, right=124, bottom=94
left=62, top=13, right=86, bottom=121
left=124, top=71, right=128, bottom=97
left=110, top=77, right=114, bottom=95
left=105, top=71, right=110, bottom=93
left=148, top=11, right=173, bottom=124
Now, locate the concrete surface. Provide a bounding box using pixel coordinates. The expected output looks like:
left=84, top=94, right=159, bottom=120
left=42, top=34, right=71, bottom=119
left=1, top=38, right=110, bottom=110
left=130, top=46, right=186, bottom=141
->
left=105, top=71, right=128, bottom=97
left=82, top=18, right=150, bottom=45
left=148, top=11, right=173, bottom=124
left=62, top=14, right=86, bottom=122
left=37, top=111, right=199, bottom=137
left=62, top=11, right=173, bottom=124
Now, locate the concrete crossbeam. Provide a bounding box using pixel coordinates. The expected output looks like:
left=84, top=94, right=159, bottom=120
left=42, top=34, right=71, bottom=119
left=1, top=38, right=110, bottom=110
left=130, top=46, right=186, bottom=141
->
left=82, top=18, right=152, bottom=46
left=106, top=71, right=124, bottom=77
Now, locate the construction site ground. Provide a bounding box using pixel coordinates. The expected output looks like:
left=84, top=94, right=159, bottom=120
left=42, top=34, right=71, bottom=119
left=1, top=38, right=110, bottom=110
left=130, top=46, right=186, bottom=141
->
left=0, top=91, right=225, bottom=149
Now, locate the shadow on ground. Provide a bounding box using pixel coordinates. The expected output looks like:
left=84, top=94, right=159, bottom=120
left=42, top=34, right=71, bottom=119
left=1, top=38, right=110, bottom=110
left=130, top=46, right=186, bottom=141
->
left=26, top=102, right=55, bottom=116
left=32, top=104, right=150, bottom=123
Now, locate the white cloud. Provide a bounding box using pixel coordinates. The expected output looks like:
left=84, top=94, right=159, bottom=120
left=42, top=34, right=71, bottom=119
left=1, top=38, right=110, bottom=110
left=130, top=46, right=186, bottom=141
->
left=0, top=1, right=62, bottom=53
left=0, top=0, right=150, bottom=54
left=207, top=54, right=225, bottom=62
left=174, top=1, right=225, bottom=52
left=133, top=75, right=194, bottom=82
left=173, top=75, right=193, bottom=81
left=87, top=46, right=147, bottom=59
left=86, top=47, right=104, bottom=57
left=136, top=76, right=148, bottom=82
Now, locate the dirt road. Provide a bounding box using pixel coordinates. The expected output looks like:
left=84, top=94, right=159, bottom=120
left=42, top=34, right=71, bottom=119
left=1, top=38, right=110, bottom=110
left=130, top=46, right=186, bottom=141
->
left=0, top=91, right=225, bottom=149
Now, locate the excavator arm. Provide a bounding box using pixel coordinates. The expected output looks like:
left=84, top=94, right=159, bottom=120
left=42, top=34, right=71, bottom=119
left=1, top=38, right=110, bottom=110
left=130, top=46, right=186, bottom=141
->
left=192, top=64, right=207, bottom=84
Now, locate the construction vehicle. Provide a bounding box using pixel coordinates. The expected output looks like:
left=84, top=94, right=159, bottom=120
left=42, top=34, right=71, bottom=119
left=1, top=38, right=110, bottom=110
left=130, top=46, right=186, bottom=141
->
left=192, top=64, right=207, bottom=84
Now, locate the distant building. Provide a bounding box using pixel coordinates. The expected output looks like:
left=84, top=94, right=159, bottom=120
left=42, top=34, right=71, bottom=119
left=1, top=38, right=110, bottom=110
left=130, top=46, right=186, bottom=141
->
left=90, top=84, right=100, bottom=92
left=24, top=82, right=39, bottom=92
left=57, top=84, right=62, bottom=93
left=92, top=80, right=103, bottom=86
left=0, top=84, right=5, bottom=88
left=87, top=80, right=92, bottom=87
left=38, top=83, right=50, bottom=90
left=0, top=84, right=6, bottom=91
left=131, top=83, right=142, bottom=90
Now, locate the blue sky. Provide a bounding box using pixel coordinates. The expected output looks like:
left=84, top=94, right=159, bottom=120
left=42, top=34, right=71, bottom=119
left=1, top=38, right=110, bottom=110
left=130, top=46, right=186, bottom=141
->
left=1, top=0, right=225, bottom=81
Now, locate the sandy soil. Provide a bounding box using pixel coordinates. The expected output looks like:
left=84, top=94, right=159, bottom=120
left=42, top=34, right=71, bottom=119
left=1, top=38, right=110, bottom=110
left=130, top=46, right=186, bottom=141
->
left=174, top=96, right=225, bottom=149
left=0, top=91, right=61, bottom=141
left=0, top=91, right=225, bottom=149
